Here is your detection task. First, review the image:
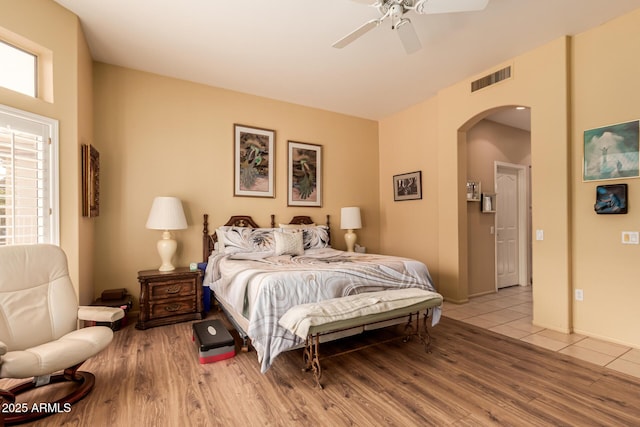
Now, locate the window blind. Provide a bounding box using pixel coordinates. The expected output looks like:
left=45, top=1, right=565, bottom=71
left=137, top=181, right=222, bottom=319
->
left=0, top=110, right=55, bottom=245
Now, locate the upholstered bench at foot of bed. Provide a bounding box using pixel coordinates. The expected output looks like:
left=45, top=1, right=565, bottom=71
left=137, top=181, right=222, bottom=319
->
left=279, top=288, right=443, bottom=389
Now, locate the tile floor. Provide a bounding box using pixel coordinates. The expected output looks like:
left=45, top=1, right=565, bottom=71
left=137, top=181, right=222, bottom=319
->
left=441, top=285, right=640, bottom=379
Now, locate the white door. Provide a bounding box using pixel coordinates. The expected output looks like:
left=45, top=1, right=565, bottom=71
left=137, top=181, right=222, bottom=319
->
left=496, top=167, right=519, bottom=288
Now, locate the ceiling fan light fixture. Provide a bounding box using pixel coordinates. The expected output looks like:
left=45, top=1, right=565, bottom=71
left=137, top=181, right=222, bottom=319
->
left=336, top=0, right=491, bottom=54
left=395, top=18, right=421, bottom=54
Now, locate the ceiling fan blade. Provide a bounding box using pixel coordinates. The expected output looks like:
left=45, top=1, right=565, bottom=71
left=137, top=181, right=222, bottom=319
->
left=416, top=0, right=489, bottom=15
left=395, top=19, right=421, bottom=54
left=332, top=19, right=380, bottom=49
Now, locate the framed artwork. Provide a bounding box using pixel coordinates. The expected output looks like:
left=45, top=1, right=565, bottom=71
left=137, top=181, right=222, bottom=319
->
left=288, top=141, right=322, bottom=207
left=466, top=180, right=481, bottom=201
left=81, top=144, right=100, bottom=217
left=234, top=124, right=275, bottom=198
left=594, top=183, right=627, bottom=214
left=393, top=171, right=422, bottom=201
left=583, top=119, right=639, bottom=181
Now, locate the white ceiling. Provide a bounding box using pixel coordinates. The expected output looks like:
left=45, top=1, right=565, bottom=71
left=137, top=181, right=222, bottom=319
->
left=54, top=0, right=640, bottom=121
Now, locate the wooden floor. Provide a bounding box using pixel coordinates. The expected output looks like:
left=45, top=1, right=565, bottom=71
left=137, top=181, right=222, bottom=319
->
left=4, top=313, right=640, bottom=426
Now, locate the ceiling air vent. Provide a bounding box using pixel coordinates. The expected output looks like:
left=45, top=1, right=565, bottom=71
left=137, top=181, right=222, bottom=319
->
left=471, top=66, right=512, bottom=92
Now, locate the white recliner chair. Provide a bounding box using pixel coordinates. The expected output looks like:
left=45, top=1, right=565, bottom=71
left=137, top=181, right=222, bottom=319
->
left=0, top=244, right=124, bottom=425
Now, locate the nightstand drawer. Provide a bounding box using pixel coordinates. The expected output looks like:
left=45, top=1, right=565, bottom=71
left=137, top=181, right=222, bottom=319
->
left=149, top=279, right=196, bottom=300
left=149, top=297, right=197, bottom=319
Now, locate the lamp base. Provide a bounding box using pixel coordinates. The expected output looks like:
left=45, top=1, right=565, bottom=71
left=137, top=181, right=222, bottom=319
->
left=158, top=264, right=176, bottom=272
left=344, top=229, right=357, bottom=252
left=157, top=231, right=177, bottom=271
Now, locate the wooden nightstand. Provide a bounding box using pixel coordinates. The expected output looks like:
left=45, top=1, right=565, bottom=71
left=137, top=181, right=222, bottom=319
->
left=136, top=267, right=203, bottom=330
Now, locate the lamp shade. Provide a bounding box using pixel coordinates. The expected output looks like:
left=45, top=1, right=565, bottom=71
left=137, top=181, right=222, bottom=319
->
left=340, top=207, right=362, bottom=230
left=145, top=197, right=187, bottom=230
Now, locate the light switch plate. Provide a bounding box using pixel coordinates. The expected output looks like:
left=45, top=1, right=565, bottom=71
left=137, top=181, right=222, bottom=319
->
left=536, top=229, right=544, bottom=241
left=622, top=231, right=639, bottom=244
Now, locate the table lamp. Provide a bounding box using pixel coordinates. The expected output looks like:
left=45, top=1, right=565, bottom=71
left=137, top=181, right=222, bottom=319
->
left=340, top=207, right=362, bottom=252
left=145, top=196, right=188, bottom=271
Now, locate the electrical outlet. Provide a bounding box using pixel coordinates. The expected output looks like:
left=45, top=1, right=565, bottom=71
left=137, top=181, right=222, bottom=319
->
left=575, top=289, right=584, bottom=301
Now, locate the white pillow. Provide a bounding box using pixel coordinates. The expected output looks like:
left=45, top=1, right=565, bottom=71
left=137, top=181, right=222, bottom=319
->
left=215, top=228, right=226, bottom=251
left=279, top=223, right=315, bottom=229
left=274, top=230, right=304, bottom=256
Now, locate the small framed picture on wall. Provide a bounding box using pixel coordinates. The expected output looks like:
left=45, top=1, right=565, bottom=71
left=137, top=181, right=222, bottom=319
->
left=583, top=120, right=639, bottom=181
left=393, top=171, right=422, bottom=201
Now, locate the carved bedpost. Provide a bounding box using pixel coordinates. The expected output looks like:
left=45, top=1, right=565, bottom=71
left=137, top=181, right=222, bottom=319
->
left=326, top=214, right=331, bottom=246
left=202, top=214, right=209, bottom=262
left=270, top=214, right=275, bottom=228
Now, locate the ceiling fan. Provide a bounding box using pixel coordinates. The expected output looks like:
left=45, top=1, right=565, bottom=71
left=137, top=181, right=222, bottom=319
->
left=333, top=0, right=490, bottom=54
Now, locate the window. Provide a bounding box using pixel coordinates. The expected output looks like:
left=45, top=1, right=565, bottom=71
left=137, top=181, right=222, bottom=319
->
left=0, top=40, right=37, bottom=97
left=0, top=104, right=59, bottom=245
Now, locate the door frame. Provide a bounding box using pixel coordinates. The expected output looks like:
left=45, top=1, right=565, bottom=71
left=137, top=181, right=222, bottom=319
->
left=494, top=161, right=529, bottom=290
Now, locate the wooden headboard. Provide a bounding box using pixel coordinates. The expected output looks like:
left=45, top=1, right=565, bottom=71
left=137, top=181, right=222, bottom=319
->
left=202, top=213, right=331, bottom=262
left=202, top=214, right=274, bottom=262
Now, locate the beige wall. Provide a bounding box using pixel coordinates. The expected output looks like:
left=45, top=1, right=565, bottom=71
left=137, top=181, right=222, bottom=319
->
left=78, top=26, right=95, bottom=305
left=380, top=38, right=572, bottom=330
left=380, top=9, right=640, bottom=348
left=378, top=99, right=440, bottom=284
left=0, top=0, right=92, bottom=303
left=92, top=64, right=379, bottom=307
left=571, top=9, right=640, bottom=346
left=466, top=119, right=531, bottom=296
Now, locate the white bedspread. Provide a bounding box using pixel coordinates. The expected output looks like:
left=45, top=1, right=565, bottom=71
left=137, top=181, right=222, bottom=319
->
left=204, top=248, right=438, bottom=372
left=279, top=288, right=443, bottom=339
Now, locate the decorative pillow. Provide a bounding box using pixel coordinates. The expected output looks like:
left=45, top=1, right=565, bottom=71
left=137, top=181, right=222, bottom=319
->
left=215, top=228, right=227, bottom=252
left=218, top=227, right=278, bottom=254
left=279, top=223, right=315, bottom=229
left=274, top=230, right=304, bottom=256
left=301, top=225, right=330, bottom=249
left=228, top=251, right=275, bottom=260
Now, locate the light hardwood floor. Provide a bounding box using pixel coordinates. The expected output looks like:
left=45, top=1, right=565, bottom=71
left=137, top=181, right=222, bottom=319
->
left=3, top=310, right=640, bottom=426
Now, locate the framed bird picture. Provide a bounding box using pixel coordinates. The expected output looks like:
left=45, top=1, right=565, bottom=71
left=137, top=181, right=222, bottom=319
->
left=288, top=141, right=322, bottom=207
left=234, top=124, right=275, bottom=198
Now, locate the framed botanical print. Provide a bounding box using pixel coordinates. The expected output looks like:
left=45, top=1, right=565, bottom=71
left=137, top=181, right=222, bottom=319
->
left=288, top=141, right=322, bottom=207
left=234, top=124, right=275, bottom=197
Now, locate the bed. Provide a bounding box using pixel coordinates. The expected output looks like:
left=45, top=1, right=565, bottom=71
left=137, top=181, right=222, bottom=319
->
left=201, top=213, right=442, bottom=374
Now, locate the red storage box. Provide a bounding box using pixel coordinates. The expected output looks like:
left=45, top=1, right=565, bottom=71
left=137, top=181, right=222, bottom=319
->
left=192, top=320, right=235, bottom=364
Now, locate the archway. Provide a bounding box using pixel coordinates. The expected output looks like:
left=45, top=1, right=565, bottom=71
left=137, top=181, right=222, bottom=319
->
left=460, top=106, right=531, bottom=300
